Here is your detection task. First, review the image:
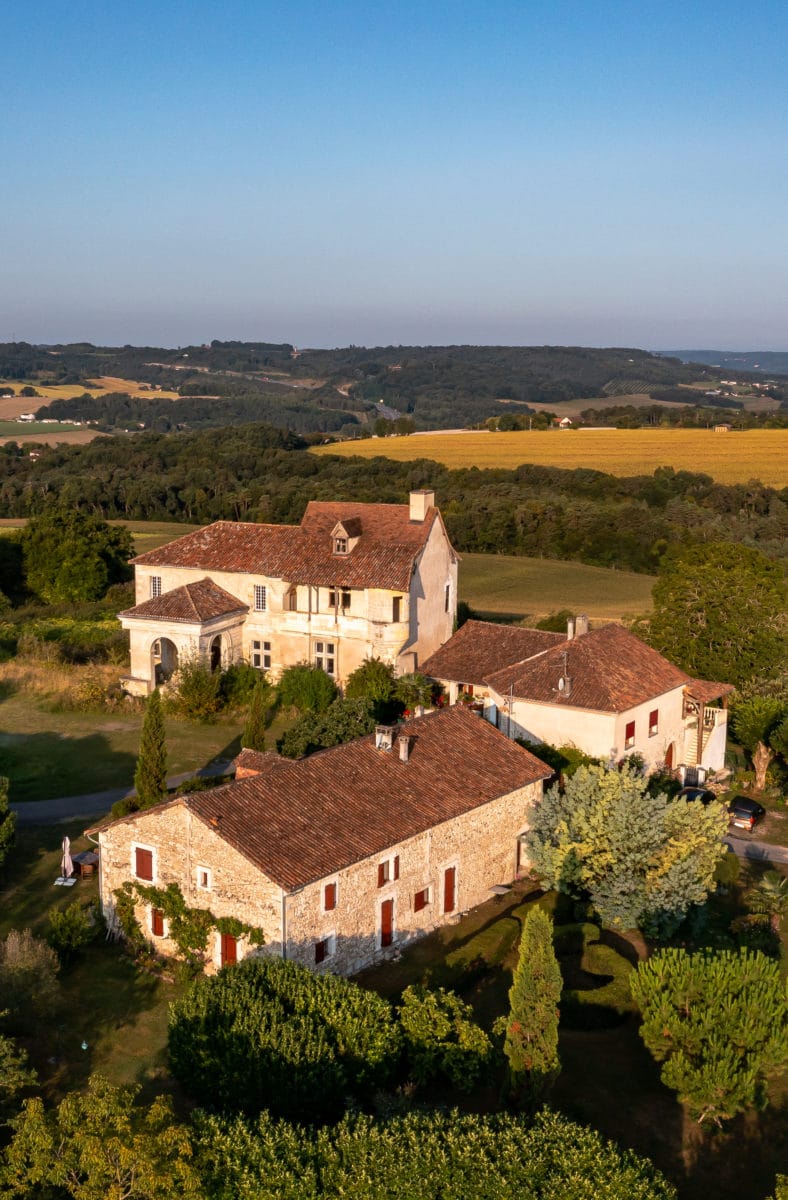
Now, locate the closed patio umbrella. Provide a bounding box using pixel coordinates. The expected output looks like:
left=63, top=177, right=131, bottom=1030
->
left=61, top=836, right=73, bottom=880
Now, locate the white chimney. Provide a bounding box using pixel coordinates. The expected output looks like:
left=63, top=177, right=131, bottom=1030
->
left=566, top=617, right=575, bottom=640
left=575, top=614, right=589, bottom=636
left=409, top=490, right=435, bottom=522
left=375, top=725, right=396, bottom=751
left=398, top=735, right=412, bottom=762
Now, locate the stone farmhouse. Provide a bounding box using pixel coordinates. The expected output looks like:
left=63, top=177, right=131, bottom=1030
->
left=119, top=490, right=457, bottom=694
left=89, top=706, right=551, bottom=974
left=421, top=618, right=732, bottom=776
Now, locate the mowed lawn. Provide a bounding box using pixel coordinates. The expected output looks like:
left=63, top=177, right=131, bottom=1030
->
left=460, top=554, right=654, bottom=622
left=314, top=428, right=788, bottom=487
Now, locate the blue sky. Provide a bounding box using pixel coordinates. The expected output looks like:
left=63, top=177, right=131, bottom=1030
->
left=3, top=1, right=788, bottom=348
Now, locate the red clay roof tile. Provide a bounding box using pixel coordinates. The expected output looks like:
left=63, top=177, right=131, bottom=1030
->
left=421, top=620, right=563, bottom=685
left=119, top=577, right=248, bottom=623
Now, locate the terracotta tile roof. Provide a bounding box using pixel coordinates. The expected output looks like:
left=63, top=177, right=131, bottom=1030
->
left=685, top=678, right=735, bottom=704
left=94, top=707, right=550, bottom=891
left=421, top=620, right=563, bottom=685
left=131, top=502, right=454, bottom=592
left=486, top=623, right=711, bottom=712
left=119, top=578, right=247, bottom=624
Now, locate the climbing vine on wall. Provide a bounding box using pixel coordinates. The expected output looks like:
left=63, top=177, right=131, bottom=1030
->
left=113, top=881, right=265, bottom=968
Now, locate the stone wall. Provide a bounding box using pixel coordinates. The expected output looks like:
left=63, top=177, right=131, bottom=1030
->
left=96, top=801, right=284, bottom=971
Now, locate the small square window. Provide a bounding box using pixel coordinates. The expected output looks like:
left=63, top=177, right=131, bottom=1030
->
left=324, top=882, right=337, bottom=911
left=333, top=537, right=348, bottom=555
left=329, top=589, right=351, bottom=611
left=414, top=887, right=430, bottom=913
left=625, top=720, right=636, bottom=750
left=196, top=867, right=211, bottom=891
left=392, top=596, right=401, bottom=623
left=377, top=855, right=400, bottom=887
left=648, top=709, right=659, bottom=737
left=150, top=576, right=162, bottom=598
left=253, top=584, right=267, bottom=612
left=315, top=935, right=334, bottom=964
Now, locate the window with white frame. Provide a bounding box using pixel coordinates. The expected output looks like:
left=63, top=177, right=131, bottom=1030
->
left=333, top=536, right=348, bottom=555
left=625, top=720, right=636, bottom=750
left=251, top=639, right=271, bottom=670
left=150, top=576, right=162, bottom=598
left=315, top=640, right=335, bottom=676
left=253, top=584, right=267, bottom=612
left=377, top=854, right=400, bottom=888
left=648, top=709, right=659, bottom=737
left=413, top=886, right=431, bottom=913
left=315, top=933, right=336, bottom=964
left=328, top=588, right=351, bottom=612
left=195, top=866, right=212, bottom=891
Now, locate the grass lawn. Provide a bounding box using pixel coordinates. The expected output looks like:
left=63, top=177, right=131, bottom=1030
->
left=313, top=428, right=788, bottom=488
left=357, top=880, right=787, bottom=1200
left=1, top=823, right=182, bottom=1104
left=0, top=680, right=244, bottom=803
left=460, top=552, right=654, bottom=622
left=0, top=420, right=79, bottom=436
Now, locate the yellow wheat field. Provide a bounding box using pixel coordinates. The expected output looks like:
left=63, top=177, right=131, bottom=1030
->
left=314, top=428, right=787, bottom=487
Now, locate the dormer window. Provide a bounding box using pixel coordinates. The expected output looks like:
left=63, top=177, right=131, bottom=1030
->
left=334, top=536, right=348, bottom=556
left=331, top=518, right=361, bottom=555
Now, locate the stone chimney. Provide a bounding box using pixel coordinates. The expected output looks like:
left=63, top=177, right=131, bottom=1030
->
left=566, top=617, right=575, bottom=640
left=575, top=614, right=589, bottom=636
left=375, top=725, right=396, bottom=751
left=409, top=489, right=435, bottom=522
left=398, top=735, right=412, bottom=763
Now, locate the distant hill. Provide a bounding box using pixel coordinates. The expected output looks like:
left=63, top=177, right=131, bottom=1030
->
left=665, top=350, right=788, bottom=376
left=0, top=339, right=737, bottom=433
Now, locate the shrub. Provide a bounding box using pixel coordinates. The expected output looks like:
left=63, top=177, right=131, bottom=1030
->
left=175, top=774, right=234, bottom=795
left=47, top=900, right=100, bottom=965
left=394, top=672, right=435, bottom=712
left=345, top=657, right=400, bottom=720
left=277, top=663, right=337, bottom=714
left=0, top=929, right=60, bottom=1034
left=277, top=697, right=377, bottom=759
left=168, top=957, right=401, bottom=1122
left=220, top=662, right=261, bottom=708
left=167, top=656, right=222, bottom=722
left=398, top=985, right=493, bottom=1091
left=714, top=850, right=740, bottom=887
left=241, top=674, right=274, bottom=752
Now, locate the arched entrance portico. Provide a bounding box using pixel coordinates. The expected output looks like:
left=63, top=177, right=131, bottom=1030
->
left=153, top=638, right=179, bottom=685
left=210, top=634, right=223, bottom=672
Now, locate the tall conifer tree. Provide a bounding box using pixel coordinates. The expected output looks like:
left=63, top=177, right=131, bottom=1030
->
left=242, top=676, right=269, bottom=752
left=504, top=907, right=562, bottom=1107
left=134, top=689, right=167, bottom=809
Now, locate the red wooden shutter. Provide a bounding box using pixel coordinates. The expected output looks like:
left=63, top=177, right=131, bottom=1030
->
left=625, top=720, right=636, bottom=747
left=649, top=709, right=659, bottom=734
left=135, top=847, right=153, bottom=881
left=324, top=882, right=337, bottom=911
left=377, top=862, right=386, bottom=888
left=220, top=933, right=237, bottom=966
left=393, top=855, right=400, bottom=881
left=414, top=888, right=427, bottom=913
left=443, top=866, right=456, bottom=913
left=315, top=938, right=327, bottom=964
left=151, top=908, right=164, bottom=937
left=380, top=898, right=394, bottom=947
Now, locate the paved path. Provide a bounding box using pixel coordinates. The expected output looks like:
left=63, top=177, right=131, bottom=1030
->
left=724, top=834, right=788, bottom=866
left=11, top=761, right=234, bottom=826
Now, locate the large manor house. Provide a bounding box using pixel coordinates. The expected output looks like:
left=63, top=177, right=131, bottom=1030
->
left=97, top=491, right=731, bottom=973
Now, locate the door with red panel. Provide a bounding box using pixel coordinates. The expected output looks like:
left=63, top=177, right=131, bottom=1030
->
left=220, top=932, right=237, bottom=966
left=380, top=898, right=394, bottom=948
left=443, top=866, right=456, bottom=913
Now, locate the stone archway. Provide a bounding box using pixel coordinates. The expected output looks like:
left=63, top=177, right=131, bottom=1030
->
left=665, top=742, right=676, bottom=770
left=210, top=634, right=223, bottom=672
left=153, top=638, right=179, bottom=685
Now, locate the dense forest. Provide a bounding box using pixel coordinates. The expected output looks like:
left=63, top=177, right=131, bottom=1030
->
left=4, top=339, right=783, bottom=434
left=0, top=423, right=784, bottom=573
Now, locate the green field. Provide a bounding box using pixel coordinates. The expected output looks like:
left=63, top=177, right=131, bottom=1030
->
left=460, top=553, right=654, bottom=622
left=314, top=428, right=788, bottom=488
left=0, top=420, right=78, bottom=435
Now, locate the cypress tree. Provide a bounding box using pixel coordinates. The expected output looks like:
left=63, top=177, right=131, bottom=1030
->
left=242, top=676, right=269, bottom=752
left=0, top=776, right=15, bottom=874
left=504, top=907, right=562, bottom=1107
left=133, top=689, right=168, bottom=809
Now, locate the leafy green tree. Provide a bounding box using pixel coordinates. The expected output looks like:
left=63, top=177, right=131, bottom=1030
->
left=0, top=1028, right=36, bottom=1117
left=47, top=900, right=100, bottom=965
left=344, top=656, right=399, bottom=720
left=134, top=689, right=168, bottom=809
left=277, top=663, right=337, bottom=714
left=168, top=958, right=400, bottom=1122
left=241, top=675, right=271, bottom=752
left=647, top=542, right=787, bottom=687
left=631, top=947, right=788, bottom=1126
left=21, top=508, right=133, bottom=603
left=503, top=908, right=561, bottom=1107
left=194, top=1107, right=676, bottom=1200
left=277, top=697, right=377, bottom=758
left=1, top=1075, right=202, bottom=1199
left=0, top=777, right=15, bottom=876
left=398, top=985, right=493, bottom=1091
left=731, top=696, right=788, bottom=790
left=526, top=765, right=728, bottom=935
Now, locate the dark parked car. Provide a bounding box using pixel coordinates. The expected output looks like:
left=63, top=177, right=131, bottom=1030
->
left=727, top=796, right=766, bottom=831
left=678, top=786, right=716, bottom=805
